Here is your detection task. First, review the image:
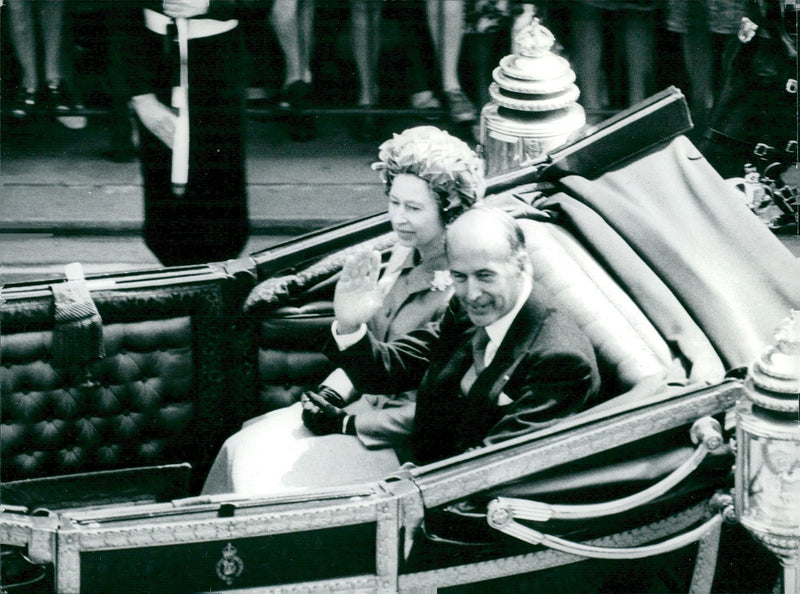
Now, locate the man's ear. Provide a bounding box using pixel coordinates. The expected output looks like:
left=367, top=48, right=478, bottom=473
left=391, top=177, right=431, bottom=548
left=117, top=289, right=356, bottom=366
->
left=515, top=250, right=532, bottom=275
left=513, top=250, right=533, bottom=276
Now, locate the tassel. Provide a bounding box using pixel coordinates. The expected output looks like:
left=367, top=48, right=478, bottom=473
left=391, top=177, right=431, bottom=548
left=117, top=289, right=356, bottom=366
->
left=51, top=263, right=105, bottom=369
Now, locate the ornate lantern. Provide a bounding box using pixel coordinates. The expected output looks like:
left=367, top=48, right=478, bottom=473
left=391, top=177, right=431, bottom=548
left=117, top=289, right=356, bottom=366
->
left=479, top=18, right=585, bottom=177
left=735, top=310, right=800, bottom=594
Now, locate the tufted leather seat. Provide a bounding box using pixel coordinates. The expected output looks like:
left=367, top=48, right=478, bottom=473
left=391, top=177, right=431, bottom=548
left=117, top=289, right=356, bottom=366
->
left=256, top=304, right=336, bottom=410
left=1, top=318, right=193, bottom=480
left=1, top=270, right=239, bottom=493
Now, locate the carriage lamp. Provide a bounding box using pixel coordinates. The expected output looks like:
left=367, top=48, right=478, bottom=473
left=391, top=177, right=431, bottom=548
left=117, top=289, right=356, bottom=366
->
left=478, top=18, right=585, bottom=177
left=735, top=310, right=800, bottom=594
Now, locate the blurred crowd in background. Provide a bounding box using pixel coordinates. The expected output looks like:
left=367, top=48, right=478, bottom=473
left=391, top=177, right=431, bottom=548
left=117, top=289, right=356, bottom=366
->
left=0, top=0, right=762, bottom=150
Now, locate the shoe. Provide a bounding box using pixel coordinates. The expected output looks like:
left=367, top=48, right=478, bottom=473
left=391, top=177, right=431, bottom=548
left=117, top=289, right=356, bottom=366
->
left=410, top=90, right=441, bottom=110
left=10, top=87, right=38, bottom=120
left=445, top=88, right=477, bottom=123
left=246, top=86, right=280, bottom=109
left=281, top=80, right=310, bottom=110
left=46, top=81, right=88, bottom=130
left=411, top=90, right=442, bottom=121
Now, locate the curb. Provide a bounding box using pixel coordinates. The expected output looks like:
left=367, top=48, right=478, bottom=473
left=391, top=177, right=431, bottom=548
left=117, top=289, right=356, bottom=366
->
left=0, top=217, right=364, bottom=237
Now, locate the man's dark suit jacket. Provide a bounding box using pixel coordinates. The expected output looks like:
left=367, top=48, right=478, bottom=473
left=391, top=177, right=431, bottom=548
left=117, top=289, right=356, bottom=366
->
left=325, top=281, right=601, bottom=464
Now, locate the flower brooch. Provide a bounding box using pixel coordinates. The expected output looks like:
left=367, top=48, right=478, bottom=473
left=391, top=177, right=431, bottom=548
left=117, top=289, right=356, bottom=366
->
left=431, top=270, right=453, bottom=292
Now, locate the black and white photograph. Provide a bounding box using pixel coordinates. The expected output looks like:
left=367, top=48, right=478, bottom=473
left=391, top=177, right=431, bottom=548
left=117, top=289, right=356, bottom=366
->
left=1, top=0, right=798, bottom=591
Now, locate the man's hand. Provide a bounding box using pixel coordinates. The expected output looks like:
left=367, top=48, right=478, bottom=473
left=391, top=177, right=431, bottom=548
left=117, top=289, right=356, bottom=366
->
left=333, top=249, right=383, bottom=334
left=163, top=0, right=209, bottom=19
left=130, top=94, right=176, bottom=149
left=301, top=388, right=347, bottom=436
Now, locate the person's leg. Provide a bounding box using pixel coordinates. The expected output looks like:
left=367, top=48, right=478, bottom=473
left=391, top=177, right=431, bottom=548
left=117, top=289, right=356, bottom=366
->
left=39, top=0, right=87, bottom=128
left=298, top=0, right=315, bottom=84
left=38, top=0, right=65, bottom=84
left=570, top=2, right=605, bottom=113
left=621, top=10, right=655, bottom=106
left=273, top=0, right=316, bottom=139
left=348, top=0, right=382, bottom=140
left=426, top=0, right=474, bottom=121
left=425, top=0, right=463, bottom=92
left=350, top=0, right=381, bottom=106
left=271, top=0, right=303, bottom=87
left=7, top=0, right=39, bottom=92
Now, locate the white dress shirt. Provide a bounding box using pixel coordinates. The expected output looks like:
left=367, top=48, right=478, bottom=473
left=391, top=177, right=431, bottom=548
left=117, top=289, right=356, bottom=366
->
left=476, top=275, right=532, bottom=370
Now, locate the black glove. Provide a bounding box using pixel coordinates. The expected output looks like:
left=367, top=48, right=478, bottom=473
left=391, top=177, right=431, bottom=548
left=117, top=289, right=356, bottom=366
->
left=301, top=387, right=348, bottom=436
left=316, top=386, right=347, bottom=408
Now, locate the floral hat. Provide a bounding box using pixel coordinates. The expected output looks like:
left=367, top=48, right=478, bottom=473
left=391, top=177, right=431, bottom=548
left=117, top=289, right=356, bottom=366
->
left=372, top=126, right=485, bottom=223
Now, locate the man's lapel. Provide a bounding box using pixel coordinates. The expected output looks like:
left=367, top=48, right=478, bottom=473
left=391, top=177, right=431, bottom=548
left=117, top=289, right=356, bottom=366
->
left=428, top=324, right=477, bottom=388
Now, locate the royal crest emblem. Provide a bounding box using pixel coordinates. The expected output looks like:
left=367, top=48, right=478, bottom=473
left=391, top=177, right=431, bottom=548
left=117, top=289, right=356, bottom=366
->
left=215, top=542, right=244, bottom=585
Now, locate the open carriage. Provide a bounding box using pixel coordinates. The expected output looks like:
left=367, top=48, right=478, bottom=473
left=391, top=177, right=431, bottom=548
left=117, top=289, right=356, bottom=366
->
left=2, top=91, right=799, bottom=593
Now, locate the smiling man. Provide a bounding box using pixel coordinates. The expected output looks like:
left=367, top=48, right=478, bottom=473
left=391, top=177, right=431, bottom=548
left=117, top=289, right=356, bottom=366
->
left=447, top=207, right=530, bottom=328
left=321, top=207, right=600, bottom=464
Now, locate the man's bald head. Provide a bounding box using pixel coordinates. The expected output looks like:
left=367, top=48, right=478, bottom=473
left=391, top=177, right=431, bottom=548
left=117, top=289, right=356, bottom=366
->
left=446, top=207, right=526, bottom=260
left=445, top=207, right=531, bottom=326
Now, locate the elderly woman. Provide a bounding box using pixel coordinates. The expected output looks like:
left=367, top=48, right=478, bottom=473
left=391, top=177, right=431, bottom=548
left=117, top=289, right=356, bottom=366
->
left=203, top=126, right=484, bottom=494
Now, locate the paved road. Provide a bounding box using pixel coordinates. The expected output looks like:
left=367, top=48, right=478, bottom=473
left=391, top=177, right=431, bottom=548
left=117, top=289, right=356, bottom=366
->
left=1, top=114, right=401, bottom=283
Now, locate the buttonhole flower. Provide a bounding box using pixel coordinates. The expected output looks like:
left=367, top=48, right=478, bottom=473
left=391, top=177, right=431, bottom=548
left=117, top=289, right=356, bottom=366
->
left=431, top=270, right=453, bottom=292
left=737, top=17, right=758, bottom=43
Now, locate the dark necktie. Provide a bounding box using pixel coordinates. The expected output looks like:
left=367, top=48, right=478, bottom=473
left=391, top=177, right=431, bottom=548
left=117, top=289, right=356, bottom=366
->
left=472, top=327, right=490, bottom=374
left=460, top=327, right=490, bottom=395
